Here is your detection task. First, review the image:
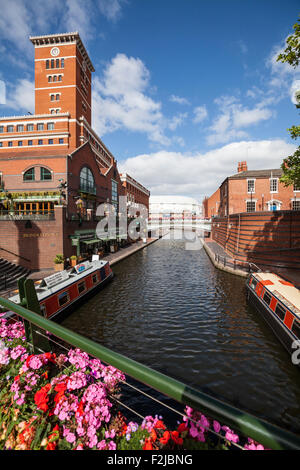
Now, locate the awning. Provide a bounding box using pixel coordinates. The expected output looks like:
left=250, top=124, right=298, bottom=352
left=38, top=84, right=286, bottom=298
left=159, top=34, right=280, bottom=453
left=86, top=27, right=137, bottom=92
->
left=82, top=238, right=102, bottom=245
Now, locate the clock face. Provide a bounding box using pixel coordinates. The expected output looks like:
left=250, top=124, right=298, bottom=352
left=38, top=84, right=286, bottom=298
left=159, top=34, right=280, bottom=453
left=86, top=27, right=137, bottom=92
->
left=51, top=47, right=60, bottom=57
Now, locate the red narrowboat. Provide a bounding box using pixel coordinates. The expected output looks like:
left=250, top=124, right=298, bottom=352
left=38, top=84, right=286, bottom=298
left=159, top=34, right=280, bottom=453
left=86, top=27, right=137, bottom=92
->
left=246, top=272, right=300, bottom=356
left=8, top=258, right=113, bottom=321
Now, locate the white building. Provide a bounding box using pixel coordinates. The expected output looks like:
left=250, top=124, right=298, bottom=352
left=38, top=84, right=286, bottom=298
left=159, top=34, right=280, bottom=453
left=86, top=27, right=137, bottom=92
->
left=149, top=195, right=202, bottom=218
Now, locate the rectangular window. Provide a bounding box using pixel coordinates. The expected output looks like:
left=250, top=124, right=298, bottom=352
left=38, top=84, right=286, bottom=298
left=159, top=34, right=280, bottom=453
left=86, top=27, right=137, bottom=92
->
left=292, top=319, right=300, bottom=339
left=8, top=141, right=12, bottom=147
left=53, top=75, right=57, bottom=82
left=92, top=273, right=98, bottom=284
left=56, top=94, right=60, bottom=101
left=263, top=291, right=272, bottom=306
left=38, top=139, right=43, bottom=145
left=77, top=281, right=86, bottom=294
left=51, top=59, right=55, bottom=69
left=7, top=125, right=13, bottom=132
left=292, top=200, right=300, bottom=211
left=18, top=141, right=23, bottom=146
left=247, top=179, right=255, bottom=193
left=270, top=178, right=278, bottom=192
left=50, top=94, right=55, bottom=101
left=17, top=125, right=24, bottom=132
left=275, top=303, right=286, bottom=321
left=37, top=123, right=44, bottom=131
left=251, top=278, right=257, bottom=290
left=48, top=139, right=53, bottom=145
left=58, top=291, right=69, bottom=307
left=47, top=122, right=54, bottom=130
left=27, top=124, right=34, bottom=131
left=41, top=167, right=52, bottom=180
left=48, top=76, right=52, bottom=82
left=46, top=60, right=49, bottom=69
left=246, top=201, right=256, bottom=212
left=112, top=180, right=118, bottom=211
left=28, top=140, right=33, bottom=146
left=0, top=126, right=4, bottom=133
left=58, top=75, right=62, bottom=81
left=59, top=138, right=64, bottom=144
left=0, top=142, right=3, bottom=147
left=61, top=58, right=64, bottom=68
left=56, top=58, right=60, bottom=68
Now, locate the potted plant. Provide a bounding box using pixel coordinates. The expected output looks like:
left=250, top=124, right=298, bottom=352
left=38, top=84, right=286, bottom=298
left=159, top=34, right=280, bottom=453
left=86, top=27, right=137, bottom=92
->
left=70, top=255, right=77, bottom=267
left=54, top=254, right=64, bottom=271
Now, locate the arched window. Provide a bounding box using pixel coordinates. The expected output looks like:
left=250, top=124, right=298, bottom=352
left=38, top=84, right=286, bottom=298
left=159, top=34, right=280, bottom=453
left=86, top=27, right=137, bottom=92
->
left=40, top=167, right=52, bottom=181
left=80, top=167, right=95, bottom=194
left=23, top=168, right=35, bottom=181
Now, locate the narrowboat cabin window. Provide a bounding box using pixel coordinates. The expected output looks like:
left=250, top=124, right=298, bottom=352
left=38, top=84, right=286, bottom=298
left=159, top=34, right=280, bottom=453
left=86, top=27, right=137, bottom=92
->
left=263, top=291, right=272, bottom=306
left=275, top=303, right=286, bottom=321
left=40, top=304, right=47, bottom=316
left=58, top=291, right=69, bottom=306
left=292, top=319, right=300, bottom=339
left=251, top=278, right=257, bottom=290
left=78, top=281, right=86, bottom=294
left=92, top=274, right=98, bottom=284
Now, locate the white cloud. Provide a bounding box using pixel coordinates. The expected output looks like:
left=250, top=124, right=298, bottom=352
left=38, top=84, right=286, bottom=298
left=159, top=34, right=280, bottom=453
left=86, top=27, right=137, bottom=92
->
left=237, top=40, right=248, bottom=54
left=193, top=105, right=208, bottom=124
left=232, top=106, right=273, bottom=128
left=119, top=139, right=295, bottom=199
left=97, top=0, right=124, bottom=21
left=169, top=95, right=190, bottom=105
left=92, top=53, right=187, bottom=146
left=6, top=78, right=34, bottom=112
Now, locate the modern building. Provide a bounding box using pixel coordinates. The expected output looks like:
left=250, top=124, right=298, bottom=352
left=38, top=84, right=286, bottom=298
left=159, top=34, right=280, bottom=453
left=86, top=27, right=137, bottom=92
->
left=203, top=161, right=300, bottom=218
left=0, top=32, right=149, bottom=270
left=149, top=195, right=202, bottom=221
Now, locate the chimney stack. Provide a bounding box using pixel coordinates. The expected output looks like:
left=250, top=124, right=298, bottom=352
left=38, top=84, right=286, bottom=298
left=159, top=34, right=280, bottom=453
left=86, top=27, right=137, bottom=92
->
left=237, top=161, right=248, bottom=173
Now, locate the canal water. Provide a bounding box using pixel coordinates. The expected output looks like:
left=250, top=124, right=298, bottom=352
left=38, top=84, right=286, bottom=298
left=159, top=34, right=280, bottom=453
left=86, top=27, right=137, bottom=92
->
left=62, top=233, right=300, bottom=432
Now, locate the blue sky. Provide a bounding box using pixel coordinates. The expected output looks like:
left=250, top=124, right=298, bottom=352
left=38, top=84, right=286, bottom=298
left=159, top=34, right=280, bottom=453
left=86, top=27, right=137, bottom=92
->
left=0, top=0, right=299, bottom=200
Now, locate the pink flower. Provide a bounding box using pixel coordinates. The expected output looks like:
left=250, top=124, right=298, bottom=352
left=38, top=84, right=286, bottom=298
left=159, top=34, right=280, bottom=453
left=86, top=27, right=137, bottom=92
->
left=66, top=432, right=76, bottom=444
left=213, top=420, right=221, bottom=433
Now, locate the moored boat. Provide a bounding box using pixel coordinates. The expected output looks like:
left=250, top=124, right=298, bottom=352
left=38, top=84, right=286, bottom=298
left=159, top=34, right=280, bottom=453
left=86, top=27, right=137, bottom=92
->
left=7, top=258, right=113, bottom=321
left=246, top=272, right=300, bottom=356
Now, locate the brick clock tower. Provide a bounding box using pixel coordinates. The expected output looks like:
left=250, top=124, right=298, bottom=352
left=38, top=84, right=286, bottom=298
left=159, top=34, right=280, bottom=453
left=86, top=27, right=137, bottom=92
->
left=30, top=32, right=95, bottom=148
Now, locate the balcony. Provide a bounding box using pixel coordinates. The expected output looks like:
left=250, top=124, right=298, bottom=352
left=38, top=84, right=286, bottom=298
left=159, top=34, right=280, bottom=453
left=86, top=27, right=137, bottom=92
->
left=0, top=210, right=55, bottom=220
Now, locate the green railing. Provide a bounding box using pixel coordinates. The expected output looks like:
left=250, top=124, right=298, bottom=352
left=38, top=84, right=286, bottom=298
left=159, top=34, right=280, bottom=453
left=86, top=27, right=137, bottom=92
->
left=1, top=282, right=300, bottom=450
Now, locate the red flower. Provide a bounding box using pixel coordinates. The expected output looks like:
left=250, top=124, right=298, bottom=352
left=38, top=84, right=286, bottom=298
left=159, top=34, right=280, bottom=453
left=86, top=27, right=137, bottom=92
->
left=34, top=383, right=51, bottom=412
left=150, top=429, right=157, bottom=441
left=76, top=401, right=84, bottom=417
left=171, top=431, right=183, bottom=445
left=177, top=423, right=188, bottom=434
left=143, top=438, right=153, bottom=450
left=154, top=420, right=166, bottom=430
left=159, top=431, right=170, bottom=445
left=44, top=352, right=56, bottom=363
left=46, top=442, right=56, bottom=450
left=26, top=355, right=34, bottom=368
left=54, top=382, right=67, bottom=404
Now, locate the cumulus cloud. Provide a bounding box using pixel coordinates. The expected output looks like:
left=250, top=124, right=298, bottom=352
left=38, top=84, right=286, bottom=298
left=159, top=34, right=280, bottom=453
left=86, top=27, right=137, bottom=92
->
left=6, top=78, right=34, bottom=112
left=169, top=95, right=190, bottom=105
left=92, top=53, right=187, bottom=146
left=119, top=139, right=296, bottom=199
left=193, top=105, right=208, bottom=124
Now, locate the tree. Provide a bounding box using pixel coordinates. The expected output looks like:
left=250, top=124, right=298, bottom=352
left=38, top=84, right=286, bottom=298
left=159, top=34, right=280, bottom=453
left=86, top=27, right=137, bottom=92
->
left=276, top=18, right=300, bottom=188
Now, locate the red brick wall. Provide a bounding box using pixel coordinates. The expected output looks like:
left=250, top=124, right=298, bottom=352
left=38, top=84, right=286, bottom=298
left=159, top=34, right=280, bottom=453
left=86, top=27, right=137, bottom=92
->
left=203, top=188, right=220, bottom=218
left=211, top=210, right=300, bottom=269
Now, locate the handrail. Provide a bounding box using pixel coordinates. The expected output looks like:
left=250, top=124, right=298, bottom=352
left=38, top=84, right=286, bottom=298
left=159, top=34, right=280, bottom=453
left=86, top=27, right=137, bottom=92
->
left=0, top=298, right=300, bottom=449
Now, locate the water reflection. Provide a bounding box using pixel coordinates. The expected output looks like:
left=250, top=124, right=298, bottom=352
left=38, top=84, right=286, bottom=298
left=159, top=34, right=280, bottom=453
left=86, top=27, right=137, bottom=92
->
left=62, top=236, right=300, bottom=432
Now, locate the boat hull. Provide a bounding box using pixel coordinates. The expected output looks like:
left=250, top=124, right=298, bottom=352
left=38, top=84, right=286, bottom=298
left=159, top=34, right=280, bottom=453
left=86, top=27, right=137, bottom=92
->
left=246, top=283, right=296, bottom=357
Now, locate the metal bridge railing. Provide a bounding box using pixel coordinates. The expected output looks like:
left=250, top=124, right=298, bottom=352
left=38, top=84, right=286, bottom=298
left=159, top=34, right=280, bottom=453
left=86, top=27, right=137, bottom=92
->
left=0, top=286, right=300, bottom=450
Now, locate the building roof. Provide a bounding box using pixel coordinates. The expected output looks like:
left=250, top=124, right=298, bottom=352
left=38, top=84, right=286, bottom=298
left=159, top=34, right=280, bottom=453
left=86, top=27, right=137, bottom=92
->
left=29, top=32, right=95, bottom=72
left=228, top=168, right=283, bottom=180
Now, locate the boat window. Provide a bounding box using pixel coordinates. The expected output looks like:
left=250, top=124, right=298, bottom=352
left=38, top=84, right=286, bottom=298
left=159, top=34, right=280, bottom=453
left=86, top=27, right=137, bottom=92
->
left=275, top=303, right=286, bottom=321
left=263, top=291, right=272, bottom=306
left=40, top=304, right=47, bottom=317
left=58, top=291, right=69, bottom=306
left=78, top=281, right=86, bottom=294
left=292, top=319, right=300, bottom=339
left=251, top=278, right=257, bottom=290
left=92, top=273, right=98, bottom=284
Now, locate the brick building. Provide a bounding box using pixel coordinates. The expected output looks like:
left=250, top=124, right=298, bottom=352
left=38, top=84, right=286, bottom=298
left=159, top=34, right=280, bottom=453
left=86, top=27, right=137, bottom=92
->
left=120, top=173, right=150, bottom=212
left=203, top=161, right=300, bottom=218
left=0, top=32, right=149, bottom=270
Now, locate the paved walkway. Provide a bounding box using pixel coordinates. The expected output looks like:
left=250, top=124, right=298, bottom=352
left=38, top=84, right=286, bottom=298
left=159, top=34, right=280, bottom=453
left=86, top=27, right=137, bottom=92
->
left=102, top=237, right=158, bottom=266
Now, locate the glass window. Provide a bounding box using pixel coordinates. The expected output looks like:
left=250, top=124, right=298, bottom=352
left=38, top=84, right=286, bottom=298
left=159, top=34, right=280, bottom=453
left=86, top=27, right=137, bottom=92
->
left=0, top=126, right=3, bottom=133
left=292, top=319, right=300, bottom=339
left=111, top=180, right=118, bottom=212
left=18, top=141, right=23, bottom=146
left=48, top=76, right=52, bottom=82
left=27, top=124, right=34, bottom=131
left=51, top=59, right=55, bottom=68
left=251, top=278, right=257, bottom=290
left=47, top=122, right=54, bottom=130
left=80, top=167, right=95, bottom=194
left=270, top=178, right=278, bottom=192
left=0, top=142, right=3, bottom=147
left=56, top=58, right=60, bottom=68
left=275, top=303, right=286, bottom=321
left=23, top=168, right=35, bottom=181
left=247, top=179, right=255, bottom=193
left=263, top=291, right=272, bottom=306
left=246, top=201, right=256, bottom=212
left=50, top=94, right=55, bottom=101
left=28, top=140, right=33, bottom=146
left=59, top=138, right=64, bottom=144
left=56, top=94, right=60, bottom=101
left=48, top=139, right=53, bottom=145
left=40, top=167, right=52, bottom=180
left=58, top=75, right=62, bottom=81
left=8, top=141, right=12, bottom=147
left=292, top=200, right=300, bottom=211
left=38, top=139, right=43, bottom=145
left=46, top=60, right=49, bottom=69
left=58, top=291, right=69, bottom=306
left=78, top=281, right=86, bottom=294
left=7, top=125, right=13, bottom=132
left=17, top=124, right=24, bottom=132
left=53, top=75, right=57, bottom=82
left=92, top=273, right=98, bottom=284
left=61, top=58, right=64, bottom=68
left=37, top=123, right=44, bottom=131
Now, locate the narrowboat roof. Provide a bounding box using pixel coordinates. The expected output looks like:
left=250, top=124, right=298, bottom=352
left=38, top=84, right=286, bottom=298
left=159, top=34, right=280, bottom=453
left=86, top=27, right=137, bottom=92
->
left=252, top=272, right=300, bottom=317
left=8, top=259, right=108, bottom=304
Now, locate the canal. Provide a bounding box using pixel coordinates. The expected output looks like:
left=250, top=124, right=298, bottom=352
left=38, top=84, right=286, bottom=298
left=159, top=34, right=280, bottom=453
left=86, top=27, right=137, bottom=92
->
left=62, top=233, right=300, bottom=432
